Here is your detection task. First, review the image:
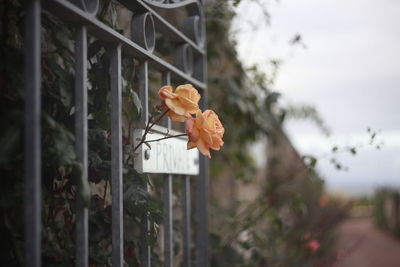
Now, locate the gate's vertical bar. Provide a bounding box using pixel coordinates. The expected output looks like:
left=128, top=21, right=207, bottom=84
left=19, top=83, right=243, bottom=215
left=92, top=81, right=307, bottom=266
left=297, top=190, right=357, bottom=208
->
left=75, top=26, right=89, bottom=267
left=138, top=60, right=151, bottom=267
left=138, top=60, right=149, bottom=128
left=162, top=72, right=173, bottom=267
left=110, top=45, right=123, bottom=267
left=195, top=148, right=209, bottom=267
left=24, top=0, right=41, bottom=266
left=182, top=176, right=191, bottom=267
left=161, top=72, right=171, bottom=129
left=162, top=72, right=174, bottom=267
left=163, top=175, right=173, bottom=267
left=195, top=53, right=209, bottom=267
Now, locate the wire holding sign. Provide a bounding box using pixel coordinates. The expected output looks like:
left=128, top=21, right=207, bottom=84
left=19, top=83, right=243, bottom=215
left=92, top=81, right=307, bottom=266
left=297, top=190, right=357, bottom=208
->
left=133, top=129, right=199, bottom=175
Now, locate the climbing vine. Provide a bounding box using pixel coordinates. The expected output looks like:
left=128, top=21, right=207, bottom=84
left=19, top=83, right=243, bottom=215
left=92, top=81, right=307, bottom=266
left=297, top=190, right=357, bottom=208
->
left=1, top=1, right=163, bottom=266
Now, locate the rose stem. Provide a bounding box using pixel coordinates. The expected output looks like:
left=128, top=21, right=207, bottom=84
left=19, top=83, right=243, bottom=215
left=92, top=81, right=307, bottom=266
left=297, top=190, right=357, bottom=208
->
left=144, top=133, right=187, bottom=144
left=133, top=108, right=170, bottom=152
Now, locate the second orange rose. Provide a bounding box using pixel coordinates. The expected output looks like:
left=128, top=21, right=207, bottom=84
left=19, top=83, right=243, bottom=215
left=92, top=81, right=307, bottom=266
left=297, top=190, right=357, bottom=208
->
left=185, top=109, right=224, bottom=158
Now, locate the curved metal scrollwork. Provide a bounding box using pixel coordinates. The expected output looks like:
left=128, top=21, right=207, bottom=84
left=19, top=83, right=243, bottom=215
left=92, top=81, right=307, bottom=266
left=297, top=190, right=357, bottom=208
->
left=183, top=15, right=203, bottom=46
left=141, top=0, right=205, bottom=46
left=145, top=0, right=199, bottom=7
left=71, top=0, right=99, bottom=15
left=131, top=12, right=156, bottom=52
left=175, top=43, right=194, bottom=75
left=141, top=0, right=202, bottom=18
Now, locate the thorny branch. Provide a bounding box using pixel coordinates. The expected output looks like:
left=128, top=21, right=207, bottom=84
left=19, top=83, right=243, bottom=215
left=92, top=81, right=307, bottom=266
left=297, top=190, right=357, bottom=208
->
left=132, top=109, right=187, bottom=152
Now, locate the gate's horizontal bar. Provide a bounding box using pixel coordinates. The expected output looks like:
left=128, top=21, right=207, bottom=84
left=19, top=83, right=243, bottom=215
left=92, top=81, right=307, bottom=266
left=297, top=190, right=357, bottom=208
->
left=43, top=0, right=207, bottom=90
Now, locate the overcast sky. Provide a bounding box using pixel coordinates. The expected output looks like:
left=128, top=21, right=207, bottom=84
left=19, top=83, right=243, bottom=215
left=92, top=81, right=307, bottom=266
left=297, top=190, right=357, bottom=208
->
left=233, top=0, right=400, bottom=195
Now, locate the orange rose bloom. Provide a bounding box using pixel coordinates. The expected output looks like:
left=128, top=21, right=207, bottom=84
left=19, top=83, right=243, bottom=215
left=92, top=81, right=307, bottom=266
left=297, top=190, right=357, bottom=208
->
left=158, top=84, right=201, bottom=122
left=185, top=110, right=224, bottom=158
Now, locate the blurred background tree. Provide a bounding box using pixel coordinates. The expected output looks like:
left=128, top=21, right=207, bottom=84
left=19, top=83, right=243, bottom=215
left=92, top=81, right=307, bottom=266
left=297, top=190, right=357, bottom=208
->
left=204, top=1, right=349, bottom=266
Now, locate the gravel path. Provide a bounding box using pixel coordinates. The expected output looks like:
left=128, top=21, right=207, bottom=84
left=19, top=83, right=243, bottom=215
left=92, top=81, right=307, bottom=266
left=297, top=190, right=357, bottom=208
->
left=332, top=217, right=400, bottom=267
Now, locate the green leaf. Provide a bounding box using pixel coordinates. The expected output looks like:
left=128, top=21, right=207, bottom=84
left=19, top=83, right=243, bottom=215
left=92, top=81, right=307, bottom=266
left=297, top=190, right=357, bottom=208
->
left=303, top=155, right=317, bottom=168
left=232, top=0, right=241, bottom=7
left=43, top=113, right=76, bottom=165
left=131, top=90, right=142, bottom=120
left=72, top=162, right=91, bottom=207
left=0, top=126, right=20, bottom=164
left=264, top=92, right=281, bottom=111
left=88, top=40, right=103, bottom=59
left=123, top=89, right=142, bottom=124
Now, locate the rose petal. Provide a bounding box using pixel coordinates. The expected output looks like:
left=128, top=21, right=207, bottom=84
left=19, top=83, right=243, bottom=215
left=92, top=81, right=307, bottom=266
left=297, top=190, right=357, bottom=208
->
left=187, top=141, right=197, bottom=150
left=158, top=85, right=177, bottom=99
left=185, top=117, right=195, bottom=136
left=197, top=139, right=211, bottom=159
left=200, top=129, right=213, bottom=146
left=202, top=110, right=216, bottom=131
left=178, top=97, right=199, bottom=113
left=210, top=136, right=223, bottom=150
left=186, top=118, right=200, bottom=142
left=176, top=84, right=199, bottom=101
left=167, top=111, right=187, bottom=122
left=195, top=110, right=205, bottom=128
left=165, top=98, right=186, bottom=115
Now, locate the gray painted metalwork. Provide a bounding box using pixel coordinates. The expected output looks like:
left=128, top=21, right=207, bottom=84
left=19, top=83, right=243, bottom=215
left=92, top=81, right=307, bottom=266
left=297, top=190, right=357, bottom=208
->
left=45, top=0, right=206, bottom=89
left=163, top=176, right=173, bottom=267
left=26, top=0, right=208, bottom=266
left=74, top=25, right=89, bottom=267
left=182, top=176, right=191, bottom=267
left=138, top=60, right=150, bottom=127
left=24, top=1, right=42, bottom=266
left=71, top=0, right=99, bottom=15
left=140, top=181, right=151, bottom=267
left=175, top=43, right=194, bottom=75
left=110, top=45, right=124, bottom=267
left=161, top=71, right=173, bottom=267
left=132, top=12, right=155, bottom=52
left=195, top=158, right=209, bottom=267
left=138, top=59, right=151, bottom=267
left=196, top=95, right=209, bottom=267
left=162, top=71, right=172, bottom=128
left=163, top=70, right=173, bottom=267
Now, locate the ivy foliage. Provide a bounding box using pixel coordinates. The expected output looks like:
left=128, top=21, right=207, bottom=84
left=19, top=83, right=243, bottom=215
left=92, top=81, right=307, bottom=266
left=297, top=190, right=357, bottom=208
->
left=0, top=1, right=161, bottom=266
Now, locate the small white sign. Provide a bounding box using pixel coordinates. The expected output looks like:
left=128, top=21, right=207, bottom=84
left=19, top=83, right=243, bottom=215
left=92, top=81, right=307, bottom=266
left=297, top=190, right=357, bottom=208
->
left=133, top=129, right=199, bottom=175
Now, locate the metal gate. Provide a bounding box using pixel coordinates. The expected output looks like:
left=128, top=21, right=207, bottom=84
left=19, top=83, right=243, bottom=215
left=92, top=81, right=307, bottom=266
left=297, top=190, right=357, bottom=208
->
left=24, top=0, right=208, bottom=266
